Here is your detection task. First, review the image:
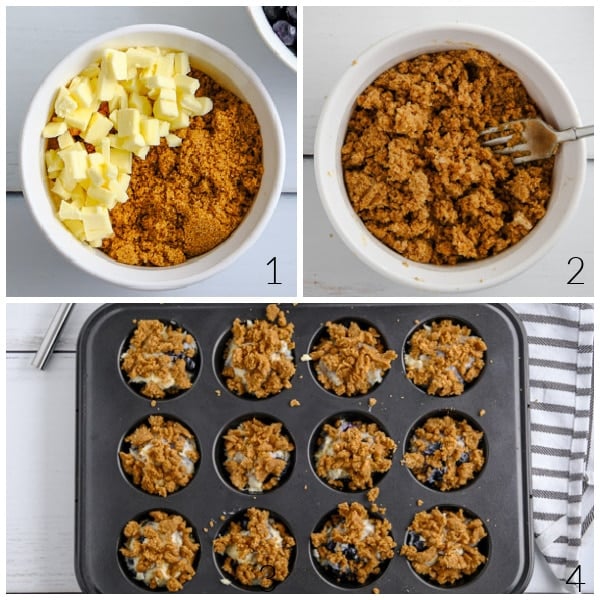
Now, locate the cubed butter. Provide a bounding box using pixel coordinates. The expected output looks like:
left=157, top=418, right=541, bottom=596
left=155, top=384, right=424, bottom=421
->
left=155, top=53, right=175, bottom=77
left=116, top=108, right=141, bottom=137
left=63, top=219, right=86, bottom=240
left=166, top=133, right=182, bottom=147
left=97, top=70, right=117, bottom=101
left=110, top=147, right=132, bottom=173
left=173, top=52, right=191, bottom=75
left=57, top=130, right=75, bottom=149
left=42, top=120, right=67, bottom=138
left=58, top=200, right=82, bottom=221
left=45, top=149, right=64, bottom=173
left=103, top=49, right=128, bottom=80
left=126, top=46, right=157, bottom=69
left=128, top=92, right=152, bottom=116
left=140, top=118, right=161, bottom=145
left=54, top=86, right=78, bottom=118
left=87, top=185, right=117, bottom=209
left=58, top=146, right=89, bottom=181
left=71, top=78, right=94, bottom=108
left=81, top=205, right=113, bottom=242
left=154, top=97, right=179, bottom=120
left=83, top=112, right=114, bottom=145
left=174, top=74, right=200, bottom=95
left=64, top=107, right=93, bottom=132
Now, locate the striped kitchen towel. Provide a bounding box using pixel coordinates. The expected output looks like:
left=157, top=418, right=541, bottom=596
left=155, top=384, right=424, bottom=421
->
left=511, top=303, right=594, bottom=586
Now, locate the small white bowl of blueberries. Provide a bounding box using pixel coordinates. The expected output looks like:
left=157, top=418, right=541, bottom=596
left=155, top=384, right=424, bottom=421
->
left=248, top=6, right=297, bottom=71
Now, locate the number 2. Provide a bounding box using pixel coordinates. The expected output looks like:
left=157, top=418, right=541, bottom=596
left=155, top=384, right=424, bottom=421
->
left=567, top=257, right=584, bottom=285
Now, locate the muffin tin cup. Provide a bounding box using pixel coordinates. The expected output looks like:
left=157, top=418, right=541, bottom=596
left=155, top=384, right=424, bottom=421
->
left=75, top=303, right=532, bottom=593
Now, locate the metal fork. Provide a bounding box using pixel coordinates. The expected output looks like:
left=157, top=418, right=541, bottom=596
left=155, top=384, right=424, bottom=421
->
left=479, top=118, right=593, bottom=164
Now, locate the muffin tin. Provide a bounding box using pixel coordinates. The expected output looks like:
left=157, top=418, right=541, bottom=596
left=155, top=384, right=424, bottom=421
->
left=75, top=303, right=532, bottom=593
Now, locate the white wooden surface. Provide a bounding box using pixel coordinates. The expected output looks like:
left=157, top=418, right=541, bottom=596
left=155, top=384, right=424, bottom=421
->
left=6, top=6, right=298, bottom=297
left=5, top=303, right=594, bottom=593
left=303, top=6, right=594, bottom=297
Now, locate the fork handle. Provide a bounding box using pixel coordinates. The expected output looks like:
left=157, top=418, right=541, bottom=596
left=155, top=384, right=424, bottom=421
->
left=557, top=125, right=594, bottom=142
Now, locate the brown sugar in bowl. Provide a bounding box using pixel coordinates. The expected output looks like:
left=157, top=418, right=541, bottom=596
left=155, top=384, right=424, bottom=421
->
left=21, top=24, right=284, bottom=291
left=314, top=24, right=586, bottom=292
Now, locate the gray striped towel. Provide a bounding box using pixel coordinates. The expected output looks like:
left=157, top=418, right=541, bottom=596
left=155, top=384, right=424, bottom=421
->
left=511, top=303, right=594, bottom=586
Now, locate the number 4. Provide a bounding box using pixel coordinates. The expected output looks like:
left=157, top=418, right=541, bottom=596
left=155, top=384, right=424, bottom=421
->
left=566, top=565, right=585, bottom=592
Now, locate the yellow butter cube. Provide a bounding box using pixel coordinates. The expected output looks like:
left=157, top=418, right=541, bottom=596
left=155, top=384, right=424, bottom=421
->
left=51, top=178, right=71, bottom=201
left=126, top=47, right=157, bottom=69
left=58, top=168, right=78, bottom=193
left=155, top=53, right=175, bottom=77
left=168, top=112, right=189, bottom=131
left=64, top=107, right=94, bottom=132
left=154, top=98, right=179, bottom=120
left=57, top=130, right=75, bottom=149
left=63, top=219, right=86, bottom=240
left=140, top=118, right=161, bottom=146
left=116, top=108, right=141, bottom=137
left=134, top=145, right=151, bottom=159
left=166, top=133, right=182, bottom=147
left=58, top=146, right=89, bottom=181
left=120, top=134, right=146, bottom=154
left=81, top=205, right=114, bottom=242
left=173, top=52, right=191, bottom=75
left=103, top=49, right=128, bottom=80
left=58, top=200, right=82, bottom=221
left=71, top=78, right=94, bottom=107
left=54, top=86, right=78, bottom=118
left=100, top=137, right=111, bottom=164
left=143, top=74, right=175, bottom=91
left=86, top=165, right=105, bottom=187
left=45, top=149, right=64, bottom=173
left=158, top=120, right=171, bottom=137
left=108, top=84, right=129, bottom=112
left=42, top=120, right=67, bottom=138
left=87, top=185, right=117, bottom=209
left=179, top=94, right=213, bottom=117
left=128, top=92, right=152, bottom=116
left=87, top=152, right=105, bottom=168
left=105, top=162, right=119, bottom=180
left=83, top=112, right=114, bottom=145
left=110, top=147, right=132, bottom=173
left=97, top=70, right=117, bottom=101
left=174, top=74, right=200, bottom=95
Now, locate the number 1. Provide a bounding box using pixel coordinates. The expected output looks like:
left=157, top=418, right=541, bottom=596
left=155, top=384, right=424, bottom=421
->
left=267, top=256, right=282, bottom=285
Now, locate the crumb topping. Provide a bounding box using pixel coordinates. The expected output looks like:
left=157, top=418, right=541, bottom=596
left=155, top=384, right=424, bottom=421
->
left=120, top=510, right=199, bottom=592
left=314, top=418, right=396, bottom=490
left=308, top=321, right=397, bottom=396
left=213, top=507, right=295, bottom=589
left=311, top=502, right=396, bottom=585
left=401, top=507, right=487, bottom=585
left=342, top=49, right=554, bottom=265
left=222, top=417, right=294, bottom=493
left=405, top=319, right=486, bottom=396
left=403, top=415, right=485, bottom=491
left=222, top=304, right=296, bottom=398
left=120, top=319, right=197, bottom=399
left=119, top=415, right=199, bottom=496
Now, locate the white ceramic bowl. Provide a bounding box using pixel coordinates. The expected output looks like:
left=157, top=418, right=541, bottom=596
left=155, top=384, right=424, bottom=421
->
left=21, top=24, right=285, bottom=291
left=248, top=6, right=297, bottom=72
left=314, top=24, right=586, bottom=293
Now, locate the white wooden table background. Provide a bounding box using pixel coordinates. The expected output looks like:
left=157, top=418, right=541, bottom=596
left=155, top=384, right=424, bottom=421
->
left=6, top=6, right=298, bottom=297
left=303, top=6, right=594, bottom=297
left=6, top=303, right=594, bottom=593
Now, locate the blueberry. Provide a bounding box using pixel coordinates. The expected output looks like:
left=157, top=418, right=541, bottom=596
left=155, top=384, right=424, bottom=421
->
left=325, top=540, right=337, bottom=552
left=272, top=20, right=296, bottom=47
left=456, top=451, right=470, bottom=465
left=285, top=6, right=297, bottom=23
left=185, top=357, right=196, bottom=371
left=423, top=441, right=441, bottom=456
left=340, top=421, right=354, bottom=432
left=426, top=467, right=446, bottom=485
left=263, top=6, right=284, bottom=23
left=406, top=531, right=427, bottom=551
left=342, top=544, right=359, bottom=561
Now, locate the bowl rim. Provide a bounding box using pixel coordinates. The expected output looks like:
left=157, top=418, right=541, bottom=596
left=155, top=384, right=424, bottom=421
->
left=20, top=23, right=285, bottom=291
left=314, top=22, right=586, bottom=293
left=247, top=6, right=297, bottom=72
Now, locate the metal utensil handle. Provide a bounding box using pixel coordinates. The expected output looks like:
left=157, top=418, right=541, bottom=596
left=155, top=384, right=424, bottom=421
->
left=558, top=124, right=594, bottom=143
left=31, top=303, right=75, bottom=370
